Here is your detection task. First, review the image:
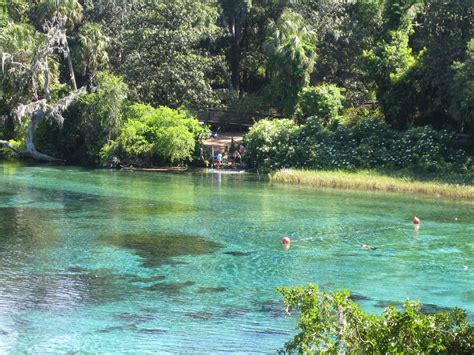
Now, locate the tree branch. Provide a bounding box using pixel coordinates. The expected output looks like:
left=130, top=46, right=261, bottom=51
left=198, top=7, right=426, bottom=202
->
left=4, top=88, right=87, bottom=162
left=0, top=140, right=23, bottom=154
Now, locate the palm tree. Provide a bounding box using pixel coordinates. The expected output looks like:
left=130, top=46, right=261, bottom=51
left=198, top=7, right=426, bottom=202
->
left=36, top=0, right=83, bottom=30
left=0, top=22, right=39, bottom=61
left=0, top=0, right=87, bottom=161
left=34, top=0, right=84, bottom=91
left=264, top=9, right=317, bottom=115
left=0, top=22, right=47, bottom=99
left=77, top=23, right=109, bottom=85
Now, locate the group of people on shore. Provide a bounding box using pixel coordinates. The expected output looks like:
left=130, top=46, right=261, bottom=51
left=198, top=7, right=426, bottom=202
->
left=214, top=141, right=246, bottom=169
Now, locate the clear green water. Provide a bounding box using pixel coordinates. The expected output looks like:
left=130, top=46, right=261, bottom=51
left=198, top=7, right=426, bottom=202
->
left=0, top=162, right=472, bottom=353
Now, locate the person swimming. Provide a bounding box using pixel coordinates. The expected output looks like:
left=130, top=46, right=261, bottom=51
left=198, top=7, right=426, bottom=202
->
left=413, top=216, right=421, bottom=233
left=282, top=236, right=291, bottom=250
left=361, top=243, right=377, bottom=250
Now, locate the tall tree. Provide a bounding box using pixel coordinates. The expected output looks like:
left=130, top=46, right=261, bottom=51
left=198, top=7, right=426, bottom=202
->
left=117, top=0, right=222, bottom=109
left=75, top=23, right=109, bottom=86
left=413, top=0, right=473, bottom=128
left=82, top=0, right=141, bottom=68
left=449, top=38, right=474, bottom=131
left=362, top=0, right=424, bottom=128
left=219, top=0, right=251, bottom=94
left=0, top=0, right=88, bottom=161
left=311, top=0, right=384, bottom=104
left=264, top=9, right=317, bottom=115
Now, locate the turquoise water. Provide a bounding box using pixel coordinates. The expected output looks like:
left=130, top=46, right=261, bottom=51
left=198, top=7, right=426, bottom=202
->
left=0, top=162, right=472, bottom=353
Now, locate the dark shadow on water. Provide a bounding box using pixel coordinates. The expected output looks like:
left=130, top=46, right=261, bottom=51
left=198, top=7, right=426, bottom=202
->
left=137, top=328, right=167, bottom=334
left=375, top=300, right=455, bottom=315
left=375, top=300, right=403, bottom=308
left=104, top=233, right=222, bottom=268
left=67, top=266, right=89, bottom=273
left=145, top=281, right=195, bottom=295
left=196, top=287, right=227, bottom=294
left=252, top=299, right=286, bottom=318
left=246, top=329, right=291, bottom=336
left=165, top=260, right=189, bottom=266
left=129, top=275, right=166, bottom=283
left=349, top=293, right=372, bottom=302
left=98, top=324, right=167, bottom=335
left=223, top=251, right=252, bottom=257
left=185, top=311, right=214, bottom=320
left=113, top=312, right=156, bottom=324
left=220, top=308, right=249, bottom=318
left=98, top=324, right=139, bottom=333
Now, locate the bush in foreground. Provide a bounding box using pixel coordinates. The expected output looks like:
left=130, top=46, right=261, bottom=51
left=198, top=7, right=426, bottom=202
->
left=279, top=284, right=473, bottom=354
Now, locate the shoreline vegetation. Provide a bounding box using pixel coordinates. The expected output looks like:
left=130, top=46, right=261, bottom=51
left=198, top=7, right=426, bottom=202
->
left=270, top=169, right=474, bottom=200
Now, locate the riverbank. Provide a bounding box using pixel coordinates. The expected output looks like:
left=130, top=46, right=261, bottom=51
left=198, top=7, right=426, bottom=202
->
left=270, top=169, right=474, bottom=200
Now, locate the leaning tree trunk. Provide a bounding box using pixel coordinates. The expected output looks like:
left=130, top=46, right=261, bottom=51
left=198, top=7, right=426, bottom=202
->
left=24, top=104, right=60, bottom=161
left=0, top=88, right=86, bottom=162
left=0, top=15, right=85, bottom=162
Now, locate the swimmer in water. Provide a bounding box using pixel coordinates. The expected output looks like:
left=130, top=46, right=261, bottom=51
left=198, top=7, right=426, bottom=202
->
left=361, top=243, right=377, bottom=250
left=413, top=216, right=421, bottom=233
left=282, top=236, right=291, bottom=250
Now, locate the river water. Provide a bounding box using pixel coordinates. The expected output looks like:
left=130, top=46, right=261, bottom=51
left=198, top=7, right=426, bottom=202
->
left=0, top=162, right=472, bottom=352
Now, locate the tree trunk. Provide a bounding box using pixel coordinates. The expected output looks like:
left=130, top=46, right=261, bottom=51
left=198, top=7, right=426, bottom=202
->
left=229, top=14, right=244, bottom=95
left=66, top=50, right=77, bottom=91
left=0, top=104, right=61, bottom=162
left=1, top=88, right=86, bottom=162
left=44, top=54, right=51, bottom=101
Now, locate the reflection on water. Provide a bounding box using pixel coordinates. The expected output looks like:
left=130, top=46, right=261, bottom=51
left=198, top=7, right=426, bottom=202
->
left=145, top=281, right=196, bottom=295
left=0, top=269, right=135, bottom=311
left=0, top=162, right=472, bottom=352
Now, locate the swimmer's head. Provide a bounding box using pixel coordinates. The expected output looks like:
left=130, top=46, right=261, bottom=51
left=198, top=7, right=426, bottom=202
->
left=282, top=236, right=291, bottom=245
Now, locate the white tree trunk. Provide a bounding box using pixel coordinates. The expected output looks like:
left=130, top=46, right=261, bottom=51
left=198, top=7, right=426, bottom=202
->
left=0, top=88, right=86, bottom=162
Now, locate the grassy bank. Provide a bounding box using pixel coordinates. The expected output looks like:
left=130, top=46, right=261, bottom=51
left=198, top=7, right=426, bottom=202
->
left=270, top=169, right=474, bottom=200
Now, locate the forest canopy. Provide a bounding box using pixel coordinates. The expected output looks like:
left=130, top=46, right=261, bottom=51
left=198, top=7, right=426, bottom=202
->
left=0, top=0, right=472, bottom=166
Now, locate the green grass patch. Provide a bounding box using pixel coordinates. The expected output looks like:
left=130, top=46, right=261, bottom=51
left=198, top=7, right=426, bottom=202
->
left=270, top=169, right=474, bottom=200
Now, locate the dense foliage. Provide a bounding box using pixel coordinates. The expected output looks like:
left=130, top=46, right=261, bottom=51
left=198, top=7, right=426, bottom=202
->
left=101, top=104, right=209, bottom=167
left=279, top=284, right=474, bottom=353
left=115, top=0, right=222, bottom=109
left=264, top=9, right=317, bottom=115
left=295, top=84, right=345, bottom=124
left=0, top=0, right=473, bottom=165
left=244, top=117, right=471, bottom=173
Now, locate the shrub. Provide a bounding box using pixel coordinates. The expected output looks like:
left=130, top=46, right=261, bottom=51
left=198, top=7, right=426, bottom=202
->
left=341, top=106, right=384, bottom=126
left=245, top=116, right=471, bottom=173
left=101, top=104, right=209, bottom=166
left=295, top=84, right=345, bottom=124
left=243, top=119, right=300, bottom=171
left=34, top=72, right=128, bottom=165
left=279, top=284, right=474, bottom=354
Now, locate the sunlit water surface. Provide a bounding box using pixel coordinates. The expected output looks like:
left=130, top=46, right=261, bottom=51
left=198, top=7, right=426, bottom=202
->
left=0, top=162, right=472, bottom=352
